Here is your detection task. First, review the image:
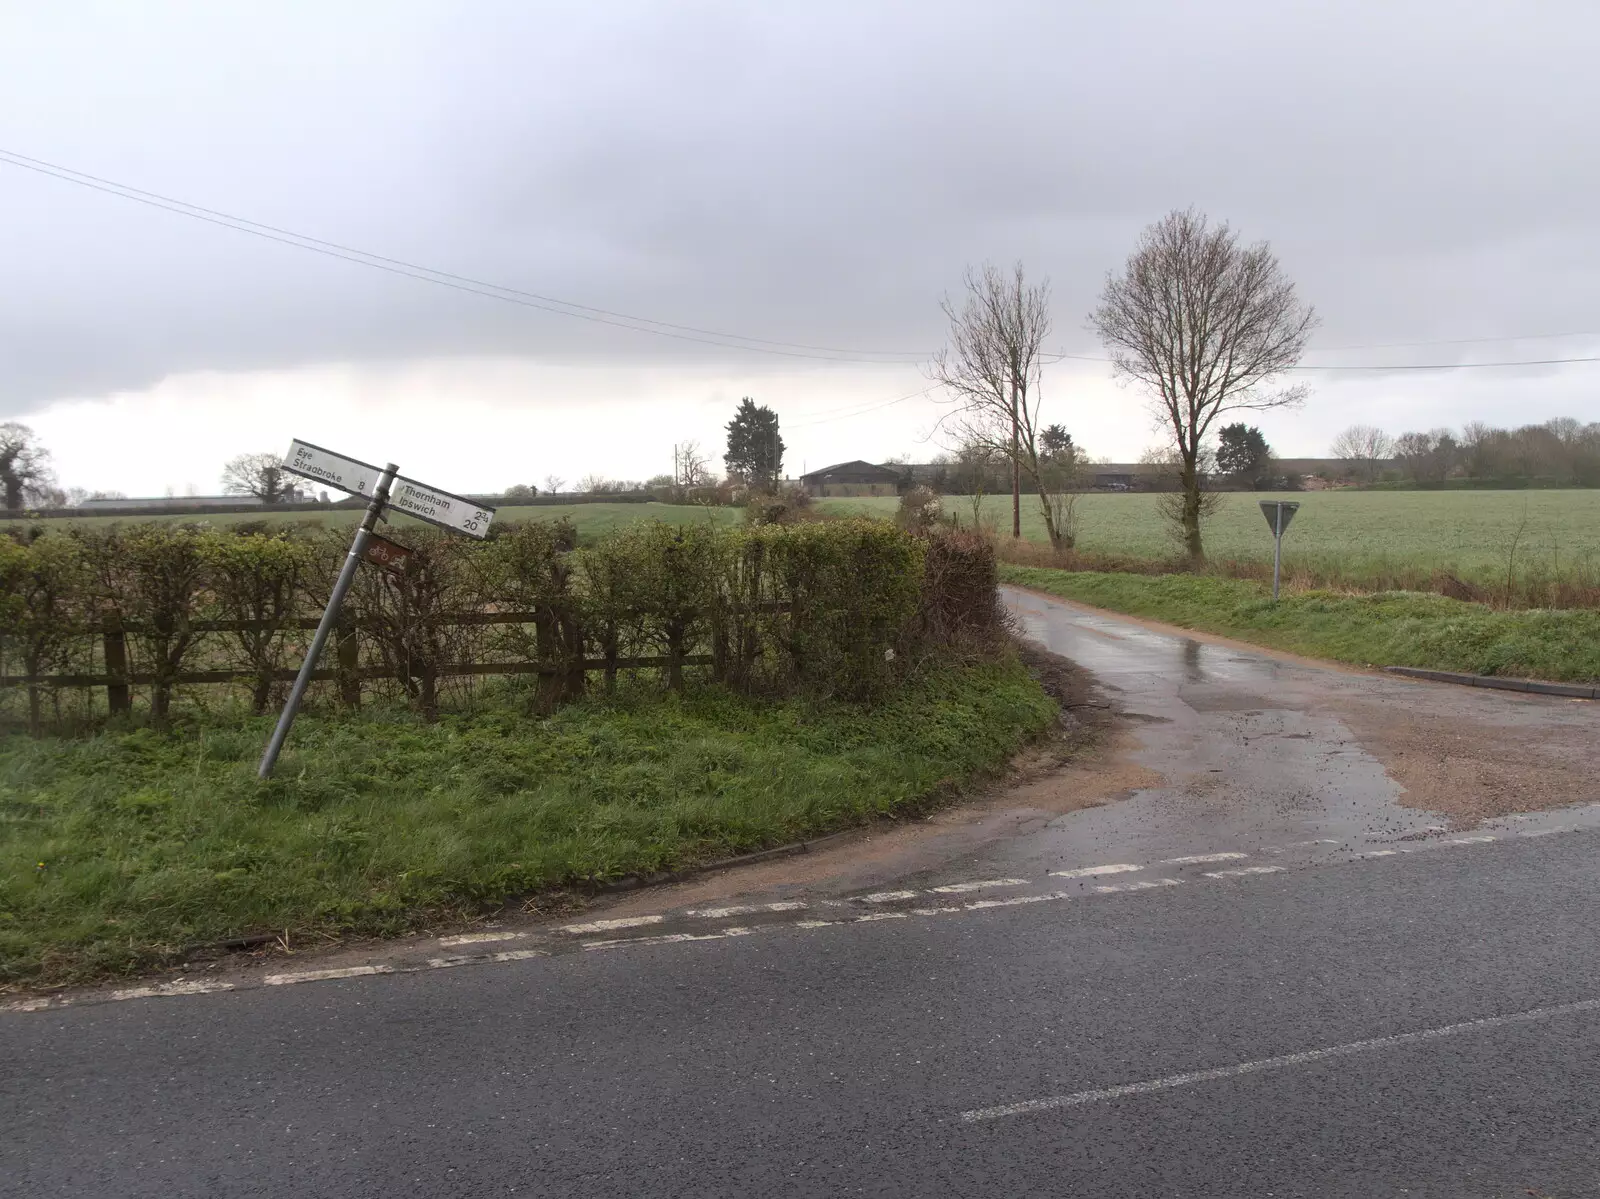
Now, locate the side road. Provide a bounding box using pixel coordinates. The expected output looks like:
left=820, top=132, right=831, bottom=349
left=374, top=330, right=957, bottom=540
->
left=999, top=562, right=1600, bottom=686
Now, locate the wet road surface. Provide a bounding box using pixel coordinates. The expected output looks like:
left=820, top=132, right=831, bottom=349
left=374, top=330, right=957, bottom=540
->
left=7, top=591, right=1600, bottom=1196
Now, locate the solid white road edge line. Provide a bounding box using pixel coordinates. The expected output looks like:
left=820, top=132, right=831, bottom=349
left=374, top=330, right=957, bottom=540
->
left=960, top=996, right=1600, bottom=1122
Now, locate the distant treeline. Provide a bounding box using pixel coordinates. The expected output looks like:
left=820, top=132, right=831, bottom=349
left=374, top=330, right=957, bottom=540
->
left=1332, top=418, right=1600, bottom=488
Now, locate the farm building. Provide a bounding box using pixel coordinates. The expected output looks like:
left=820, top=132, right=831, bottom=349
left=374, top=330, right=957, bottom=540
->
left=799, top=460, right=905, bottom=497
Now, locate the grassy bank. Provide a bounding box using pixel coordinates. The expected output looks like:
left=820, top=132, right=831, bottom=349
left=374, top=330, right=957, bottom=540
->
left=0, top=658, right=1055, bottom=988
left=1000, top=565, right=1600, bottom=683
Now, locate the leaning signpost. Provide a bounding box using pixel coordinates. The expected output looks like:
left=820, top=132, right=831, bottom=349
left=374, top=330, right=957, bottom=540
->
left=1259, top=499, right=1300, bottom=603
left=257, top=440, right=496, bottom=779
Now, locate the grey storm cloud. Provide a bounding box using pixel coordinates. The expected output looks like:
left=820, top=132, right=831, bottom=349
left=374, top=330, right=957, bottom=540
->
left=2, top=0, right=1598, bottom=414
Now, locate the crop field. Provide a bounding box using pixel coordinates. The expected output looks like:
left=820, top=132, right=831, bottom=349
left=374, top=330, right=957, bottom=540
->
left=15, top=490, right=1600, bottom=592
left=819, top=490, right=1600, bottom=589
left=6, top=501, right=742, bottom=539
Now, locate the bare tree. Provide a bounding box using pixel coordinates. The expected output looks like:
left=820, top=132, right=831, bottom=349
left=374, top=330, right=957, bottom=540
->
left=221, top=452, right=301, bottom=504
left=0, top=423, right=56, bottom=510
left=672, top=441, right=712, bottom=494
left=1329, top=424, right=1394, bottom=481
left=543, top=474, right=566, bottom=495
left=949, top=436, right=999, bottom=530
left=931, top=262, right=1073, bottom=548
left=1394, top=429, right=1459, bottom=483
left=1090, top=210, right=1317, bottom=560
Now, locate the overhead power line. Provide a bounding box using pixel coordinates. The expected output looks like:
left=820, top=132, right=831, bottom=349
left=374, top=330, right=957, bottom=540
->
left=4, top=148, right=1600, bottom=374
left=0, top=148, right=925, bottom=365
left=1048, top=351, right=1600, bottom=372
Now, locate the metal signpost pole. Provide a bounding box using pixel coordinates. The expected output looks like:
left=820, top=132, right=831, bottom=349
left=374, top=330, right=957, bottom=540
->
left=258, top=463, right=397, bottom=779
left=1272, top=503, right=1284, bottom=602
left=1259, top=498, right=1298, bottom=605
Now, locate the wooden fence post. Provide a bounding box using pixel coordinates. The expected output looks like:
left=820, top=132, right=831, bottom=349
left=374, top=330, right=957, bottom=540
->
left=665, top=620, right=686, bottom=692
left=533, top=609, right=561, bottom=711
left=102, top=613, right=131, bottom=717
left=335, top=621, right=361, bottom=708
left=559, top=606, right=586, bottom=700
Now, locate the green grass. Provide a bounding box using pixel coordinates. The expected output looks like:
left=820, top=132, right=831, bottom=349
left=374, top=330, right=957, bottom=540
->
left=0, top=658, right=1056, bottom=988
left=1000, top=564, right=1600, bottom=683
left=14, top=502, right=742, bottom=539
left=822, top=491, right=1600, bottom=589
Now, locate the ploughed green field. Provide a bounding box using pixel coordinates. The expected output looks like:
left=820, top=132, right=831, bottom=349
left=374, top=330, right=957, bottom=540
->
left=818, top=491, right=1600, bottom=588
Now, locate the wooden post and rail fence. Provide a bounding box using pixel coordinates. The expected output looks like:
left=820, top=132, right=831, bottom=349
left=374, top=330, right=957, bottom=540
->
left=0, top=607, right=747, bottom=722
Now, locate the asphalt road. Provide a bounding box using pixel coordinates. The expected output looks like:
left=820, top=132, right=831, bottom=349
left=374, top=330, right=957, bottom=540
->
left=7, top=595, right=1600, bottom=1198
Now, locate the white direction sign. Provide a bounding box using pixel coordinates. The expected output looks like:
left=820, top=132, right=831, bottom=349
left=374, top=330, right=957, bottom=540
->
left=282, top=440, right=383, bottom=497
left=388, top=477, right=496, bottom=539
left=280, top=440, right=496, bottom=538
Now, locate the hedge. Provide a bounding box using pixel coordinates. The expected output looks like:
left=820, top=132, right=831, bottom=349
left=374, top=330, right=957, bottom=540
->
left=0, top=519, right=1001, bottom=728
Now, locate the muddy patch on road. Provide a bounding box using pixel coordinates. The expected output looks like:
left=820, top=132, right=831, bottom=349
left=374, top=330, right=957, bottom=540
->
left=1337, top=694, right=1600, bottom=827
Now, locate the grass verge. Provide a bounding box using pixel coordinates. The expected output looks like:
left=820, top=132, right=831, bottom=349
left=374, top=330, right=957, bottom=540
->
left=0, top=657, right=1056, bottom=989
left=1000, top=565, right=1600, bottom=683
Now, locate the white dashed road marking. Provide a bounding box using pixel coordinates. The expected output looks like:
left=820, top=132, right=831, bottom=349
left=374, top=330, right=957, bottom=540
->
left=961, top=997, right=1600, bottom=1122
left=684, top=901, right=808, bottom=918
left=584, top=927, right=754, bottom=950
left=264, top=965, right=394, bottom=986
left=560, top=915, right=666, bottom=935
left=1048, top=863, right=1143, bottom=879
left=4, top=819, right=1577, bottom=1014
left=107, top=980, right=235, bottom=1002
left=928, top=879, right=1029, bottom=894
left=427, top=948, right=548, bottom=969
left=1094, top=878, right=1183, bottom=893
left=438, top=930, right=525, bottom=947
left=1203, top=866, right=1287, bottom=879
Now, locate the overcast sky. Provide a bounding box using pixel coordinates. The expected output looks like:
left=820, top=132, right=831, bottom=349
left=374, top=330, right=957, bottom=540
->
left=3, top=0, right=1598, bottom=496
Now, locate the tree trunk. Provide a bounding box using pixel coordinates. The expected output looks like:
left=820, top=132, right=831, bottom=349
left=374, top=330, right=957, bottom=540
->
left=1010, top=375, right=1021, bottom=539
left=3, top=476, right=22, bottom=510
left=1180, top=462, right=1205, bottom=562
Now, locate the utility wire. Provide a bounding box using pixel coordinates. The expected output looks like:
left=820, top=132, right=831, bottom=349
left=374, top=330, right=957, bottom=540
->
left=788, top=384, right=939, bottom=428
left=1047, top=351, right=1600, bottom=371
left=0, top=148, right=925, bottom=364
left=4, top=148, right=1599, bottom=372
left=1309, top=330, right=1600, bottom=351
